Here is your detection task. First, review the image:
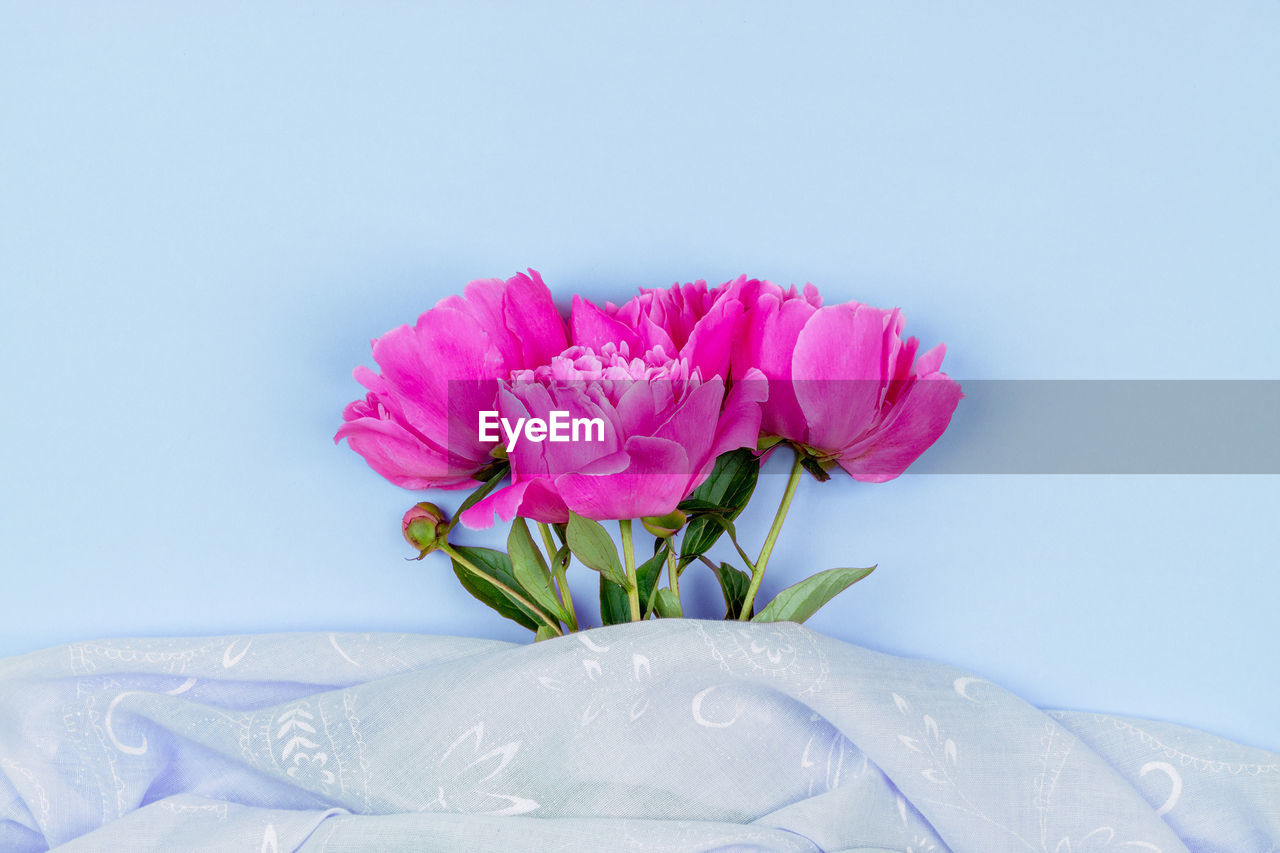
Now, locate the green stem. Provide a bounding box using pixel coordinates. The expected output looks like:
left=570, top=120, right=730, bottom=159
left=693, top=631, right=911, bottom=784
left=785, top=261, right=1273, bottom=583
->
left=619, top=519, right=641, bottom=621
left=536, top=521, right=559, bottom=562
left=539, top=522, right=578, bottom=632
left=666, top=544, right=681, bottom=608
left=739, top=451, right=804, bottom=619
left=441, top=542, right=563, bottom=636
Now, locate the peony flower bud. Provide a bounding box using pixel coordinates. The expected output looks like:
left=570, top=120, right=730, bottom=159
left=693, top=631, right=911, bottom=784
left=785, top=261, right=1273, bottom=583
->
left=641, top=509, right=687, bottom=539
left=402, top=502, right=449, bottom=558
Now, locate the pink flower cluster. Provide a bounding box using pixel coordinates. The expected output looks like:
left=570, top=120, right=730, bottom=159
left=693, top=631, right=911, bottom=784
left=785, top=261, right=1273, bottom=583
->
left=337, top=270, right=961, bottom=525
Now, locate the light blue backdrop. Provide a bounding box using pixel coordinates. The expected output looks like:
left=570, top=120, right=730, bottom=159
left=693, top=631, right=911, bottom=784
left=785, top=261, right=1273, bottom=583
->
left=2, top=2, right=1276, bottom=751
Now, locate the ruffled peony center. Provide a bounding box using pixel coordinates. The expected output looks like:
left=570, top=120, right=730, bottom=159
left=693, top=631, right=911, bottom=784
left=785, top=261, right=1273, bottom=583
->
left=509, top=343, right=692, bottom=387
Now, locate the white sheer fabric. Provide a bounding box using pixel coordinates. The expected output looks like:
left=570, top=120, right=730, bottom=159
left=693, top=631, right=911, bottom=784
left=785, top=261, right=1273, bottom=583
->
left=1, top=621, right=1275, bottom=852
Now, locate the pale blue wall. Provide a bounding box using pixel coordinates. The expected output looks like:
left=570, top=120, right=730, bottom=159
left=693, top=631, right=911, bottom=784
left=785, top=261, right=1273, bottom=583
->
left=2, top=2, right=1276, bottom=750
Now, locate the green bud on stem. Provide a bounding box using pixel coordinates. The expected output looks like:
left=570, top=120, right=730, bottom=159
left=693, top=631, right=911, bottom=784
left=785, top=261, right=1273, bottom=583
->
left=641, top=508, right=687, bottom=539
left=402, top=502, right=450, bottom=559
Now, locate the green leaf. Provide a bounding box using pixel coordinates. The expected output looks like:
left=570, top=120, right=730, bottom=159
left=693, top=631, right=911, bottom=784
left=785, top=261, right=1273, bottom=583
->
left=689, top=513, right=756, bottom=570
left=507, top=519, right=568, bottom=623
left=713, top=562, right=752, bottom=619
left=638, top=543, right=669, bottom=617
left=679, top=449, right=760, bottom=567
left=452, top=463, right=510, bottom=525
left=450, top=546, right=553, bottom=631
left=534, top=624, right=558, bottom=642
left=753, top=566, right=876, bottom=624
left=799, top=455, right=833, bottom=482
left=566, top=513, right=629, bottom=587
left=685, top=448, right=760, bottom=514
left=601, top=541, right=668, bottom=624
left=676, top=498, right=729, bottom=514
left=599, top=575, right=631, bottom=626
left=653, top=588, right=684, bottom=618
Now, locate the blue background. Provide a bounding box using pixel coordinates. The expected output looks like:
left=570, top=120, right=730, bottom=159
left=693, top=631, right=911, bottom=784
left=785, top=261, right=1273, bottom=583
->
left=2, top=2, right=1277, bottom=751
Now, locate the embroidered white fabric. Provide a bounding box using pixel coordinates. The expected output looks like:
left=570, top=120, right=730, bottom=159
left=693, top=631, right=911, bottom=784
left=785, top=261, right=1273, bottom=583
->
left=0, top=620, right=1275, bottom=852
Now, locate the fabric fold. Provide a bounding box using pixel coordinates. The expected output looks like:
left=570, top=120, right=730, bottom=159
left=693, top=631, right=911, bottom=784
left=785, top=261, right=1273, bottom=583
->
left=0, top=621, right=1275, bottom=852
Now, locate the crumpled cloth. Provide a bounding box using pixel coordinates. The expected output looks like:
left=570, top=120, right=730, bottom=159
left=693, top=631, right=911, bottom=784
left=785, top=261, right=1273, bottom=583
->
left=0, top=620, right=1276, bottom=852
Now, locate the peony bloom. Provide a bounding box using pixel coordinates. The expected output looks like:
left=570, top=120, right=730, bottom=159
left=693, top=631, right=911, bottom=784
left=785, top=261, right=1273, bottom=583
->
left=568, top=275, right=958, bottom=481
left=570, top=276, right=817, bottom=380
left=336, top=270, right=568, bottom=490
left=460, top=344, right=765, bottom=526
left=740, top=296, right=962, bottom=482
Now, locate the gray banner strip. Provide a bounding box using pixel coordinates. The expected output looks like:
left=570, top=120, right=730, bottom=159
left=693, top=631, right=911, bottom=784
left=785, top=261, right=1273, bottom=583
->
left=913, top=380, right=1280, bottom=474
left=443, top=379, right=1280, bottom=475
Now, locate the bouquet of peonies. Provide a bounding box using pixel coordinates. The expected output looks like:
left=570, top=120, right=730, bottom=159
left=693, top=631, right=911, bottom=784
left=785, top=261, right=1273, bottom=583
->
left=337, top=271, right=961, bottom=637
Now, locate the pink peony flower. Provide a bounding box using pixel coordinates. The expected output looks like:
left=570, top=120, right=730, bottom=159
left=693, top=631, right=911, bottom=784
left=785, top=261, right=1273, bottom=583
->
left=570, top=276, right=817, bottom=380
left=336, top=270, right=568, bottom=490
left=739, top=295, right=962, bottom=482
left=460, top=344, right=766, bottom=526
left=567, top=275, right=957, bottom=481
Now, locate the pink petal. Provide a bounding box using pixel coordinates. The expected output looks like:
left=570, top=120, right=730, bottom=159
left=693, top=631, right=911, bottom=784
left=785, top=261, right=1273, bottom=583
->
left=334, top=417, right=475, bottom=490
left=502, top=269, right=569, bottom=365
left=342, top=393, right=378, bottom=421
left=835, top=374, right=962, bottom=482
left=635, top=311, right=678, bottom=357
left=459, top=478, right=570, bottom=529
left=366, top=322, right=449, bottom=424
left=451, top=278, right=520, bottom=365
left=735, top=294, right=815, bottom=443
left=654, top=379, right=725, bottom=468
left=683, top=296, right=744, bottom=380
left=684, top=368, right=767, bottom=488
left=417, top=311, right=506, bottom=459
left=613, top=378, right=663, bottom=437
left=495, top=385, right=549, bottom=478
left=914, top=342, right=947, bottom=377
left=555, top=436, right=691, bottom=520
left=708, top=367, right=767, bottom=461
left=364, top=307, right=496, bottom=466
left=570, top=295, right=642, bottom=354
left=793, top=303, right=891, bottom=453
left=884, top=332, right=920, bottom=408
left=573, top=449, right=633, bottom=476
left=502, top=384, right=624, bottom=479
